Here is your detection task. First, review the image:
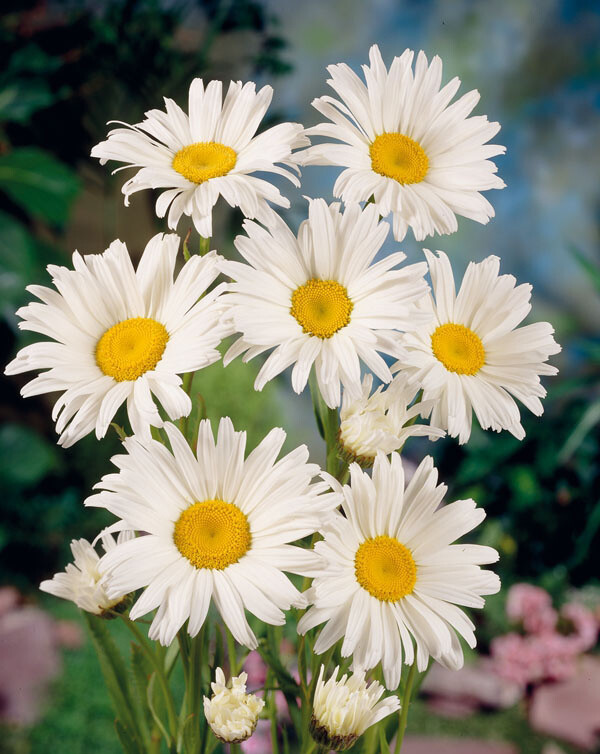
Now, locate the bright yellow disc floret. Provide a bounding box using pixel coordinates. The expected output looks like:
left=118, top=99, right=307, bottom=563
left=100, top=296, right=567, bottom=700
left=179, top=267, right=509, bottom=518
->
left=354, top=535, right=417, bottom=602
left=369, top=132, right=429, bottom=185
left=95, top=317, right=169, bottom=382
left=431, top=323, right=486, bottom=375
left=172, top=142, right=237, bottom=184
left=173, top=499, right=251, bottom=570
left=290, top=279, right=353, bottom=339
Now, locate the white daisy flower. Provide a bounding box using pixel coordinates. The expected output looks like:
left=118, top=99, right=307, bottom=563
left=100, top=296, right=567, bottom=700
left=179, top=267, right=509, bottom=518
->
left=310, top=665, right=400, bottom=751
left=91, top=79, right=309, bottom=237
left=86, top=418, right=340, bottom=647
left=221, top=198, right=430, bottom=408
left=298, top=452, right=500, bottom=689
left=298, top=45, right=505, bottom=241
left=203, top=667, right=265, bottom=744
left=394, top=250, right=561, bottom=444
left=5, top=233, right=229, bottom=446
left=40, top=531, right=133, bottom=616
left=338, top=372, right=445, bottom=466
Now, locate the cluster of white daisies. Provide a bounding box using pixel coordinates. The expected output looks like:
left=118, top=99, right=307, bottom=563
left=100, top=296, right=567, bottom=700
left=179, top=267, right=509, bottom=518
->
left=5, top=45, right=560, bottom=750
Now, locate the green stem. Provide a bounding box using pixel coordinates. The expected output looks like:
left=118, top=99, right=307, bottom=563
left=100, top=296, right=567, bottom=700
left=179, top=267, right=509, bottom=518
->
left=226, top=625, right=238, bottom=676
left=182, top=228, right=192, bottom=261
left=266, top=668, right=280, bottom=754
left=179, top=371, right=195, bottom=436
left=199, top=235, right=211, bottom=256
left=394, top=661, right=417, bottom=754
left=120, top=616, right=179, bottom=744
left=325, top=405, right=340, bottom=477
left=307, top=370, right=343, bottom=479
left=182, top=371, right=194, bottom=397
left=297, top=632, right=308, bottom=699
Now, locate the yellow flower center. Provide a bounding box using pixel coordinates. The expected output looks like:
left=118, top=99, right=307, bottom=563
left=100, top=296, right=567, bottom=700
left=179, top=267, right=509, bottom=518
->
left=369, top=132, right=429, bottom=184
left=431, top=323, right=486, bottom=375
left=172, top=141, right=237, bottom=184
left=173, top=499, right=251, bottom=570
left=354, top=535, right=417, bottom=602
left=95, top=317, right=169, bottom=382
left=290, top=279, right=353, bottom=339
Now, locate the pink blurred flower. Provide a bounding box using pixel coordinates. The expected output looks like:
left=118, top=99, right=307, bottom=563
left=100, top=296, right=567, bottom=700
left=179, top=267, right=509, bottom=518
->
left=560, top=603, right=598, bottom=653
left=491, top=632, right=544, bottom=686
left=492, top=629, right=586, bottom=687
left=506, top=583, right=557, bottom=635
left=244, top=651, right=267, bottom=688
left=241, top=719, right=271, bottom=753
left=275, top=690, right=290, bottom=721
left=536, top=633, right=578, bottom=682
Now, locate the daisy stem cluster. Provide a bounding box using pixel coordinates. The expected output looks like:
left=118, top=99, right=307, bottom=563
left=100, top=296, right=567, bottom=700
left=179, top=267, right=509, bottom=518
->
left=8, top=41, right=561, bottom=754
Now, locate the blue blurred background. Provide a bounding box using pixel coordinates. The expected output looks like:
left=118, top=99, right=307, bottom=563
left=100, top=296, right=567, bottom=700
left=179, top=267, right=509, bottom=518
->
left=0, top=1, right=598, bottom=752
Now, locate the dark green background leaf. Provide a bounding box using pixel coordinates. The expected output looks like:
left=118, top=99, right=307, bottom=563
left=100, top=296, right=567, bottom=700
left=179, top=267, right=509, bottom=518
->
left=0, top=148, right=80, bottom=226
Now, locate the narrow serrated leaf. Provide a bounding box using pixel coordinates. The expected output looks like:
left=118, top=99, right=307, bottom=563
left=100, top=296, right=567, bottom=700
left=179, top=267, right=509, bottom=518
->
left=130, top=642, right=153, bottom=731
left=115, top=719, right=143, bottom=754
left=84, top=613, right=142, bottom=746
left=147, top=672, right=171, bottom=746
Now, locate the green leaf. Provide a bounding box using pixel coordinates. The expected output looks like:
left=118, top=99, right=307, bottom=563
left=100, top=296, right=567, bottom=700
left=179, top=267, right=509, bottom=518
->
left=114, top=719, right=143, bottom=754
left=130, top=643, right=153, bottom=732
left=0, top=148, right=80, bottom=226
left=84, top=613, right=143, bottom=749
left=378, top=726, right=392, bottom=754
left=180, top=713, right=199, bottom=754
left=0, top=80, right=54, bottom=123
left=558, top=399, right=600, bottom=463
left=146, top=673, right=171, bottom=746
left=572, top=247, right=600, bottom=296
left=0, top=424, right=60, bottom=488
left=7, top=44, right=62, bottom=75
left=0, top=211, right=38, bottom=310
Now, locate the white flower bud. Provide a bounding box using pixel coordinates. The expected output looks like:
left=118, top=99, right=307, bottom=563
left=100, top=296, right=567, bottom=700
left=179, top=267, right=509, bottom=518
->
left=40, top=531, right=133, bottom=616
left=310, top=665, right=400, bottom=751
left=339, top=374, right=444, bottom=466
left=203, top=668, right=265, bottom=744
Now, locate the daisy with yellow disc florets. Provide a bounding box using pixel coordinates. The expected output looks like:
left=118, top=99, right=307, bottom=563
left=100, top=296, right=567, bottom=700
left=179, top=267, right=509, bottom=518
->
left=299, top=45, right=505, bottom=241
left=4, top=234, right=229, bottom=446
left=221, top=198, right=431, bottom=408
left=299, top=452, right=500, bottom=689
left=394, top=250, right=561, bottom=443
left=87, top=418, right=340, bottom=647
left=91, top=79, right=309, bottom=237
